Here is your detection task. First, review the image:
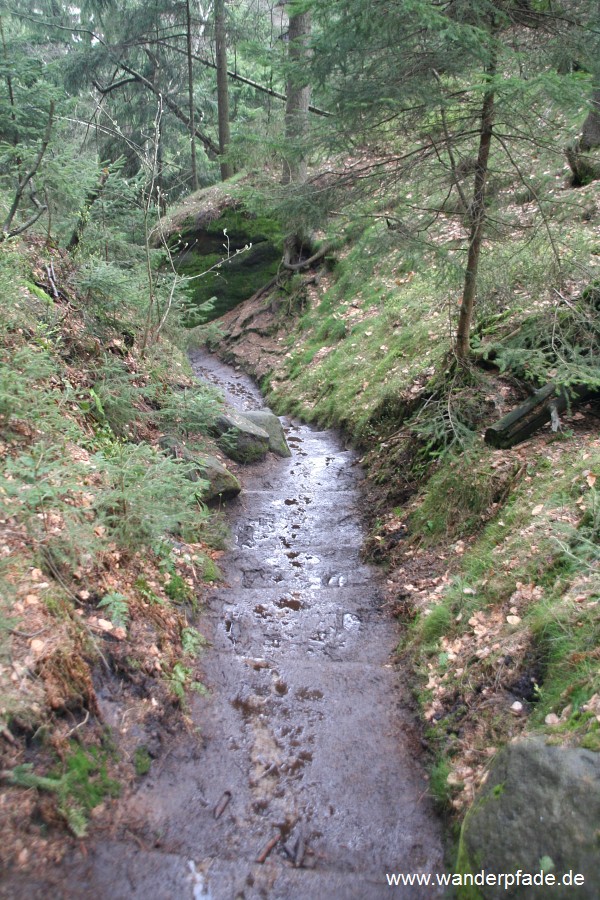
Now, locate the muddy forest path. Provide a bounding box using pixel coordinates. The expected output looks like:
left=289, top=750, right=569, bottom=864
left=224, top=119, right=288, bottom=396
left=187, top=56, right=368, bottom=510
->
left=24, top=352, right=445, bottom=900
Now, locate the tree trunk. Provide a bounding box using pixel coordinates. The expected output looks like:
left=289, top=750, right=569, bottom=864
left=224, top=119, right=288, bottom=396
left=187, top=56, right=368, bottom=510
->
left=455, top=63, right=495, bottom=361
left=185, top=0, right=199, bottom=191
left=215, top=0, right=232, bottom=181
left=66, top=167, right=109, bottom=252
left=580, top=87, right=600, bottom=150
left=0, top=16, right=18, bottom=163
left=282, top=5, right=311, bottom=187
left=566, top=85, right=600, bottom=186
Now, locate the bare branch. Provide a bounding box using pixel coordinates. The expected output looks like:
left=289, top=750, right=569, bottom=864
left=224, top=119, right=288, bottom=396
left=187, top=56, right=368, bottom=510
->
left=493, top=130, right=562, bottom=277
left=97, top=60, right=220, bottom=157
left=158, top=40, right=332, bottom=117
left=2, top=101, right=54, bottom=239
left=92, top=76, right=138, bottom=94
left=282, top=242, right=333, bottom=271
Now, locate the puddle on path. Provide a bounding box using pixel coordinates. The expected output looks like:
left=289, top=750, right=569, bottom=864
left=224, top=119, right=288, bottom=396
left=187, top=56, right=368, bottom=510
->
left=11, top=351, right=444, bottom=899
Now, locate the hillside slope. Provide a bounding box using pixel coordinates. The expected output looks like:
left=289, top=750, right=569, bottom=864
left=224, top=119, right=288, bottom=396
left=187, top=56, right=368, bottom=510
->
left=188, top=165, right=600, bottom=886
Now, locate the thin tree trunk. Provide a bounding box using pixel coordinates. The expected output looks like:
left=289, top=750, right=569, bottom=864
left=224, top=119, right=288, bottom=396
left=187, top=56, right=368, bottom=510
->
left=580, top=86, right=600, bottom=151
left=282, top=6, right=311, bottom=187
left=455, top=64, right=496, bottom=361
left=66, top=167, right=109, bottom=252
left=215, top=0, right=232, bottom=181
left=154, top=28, right=166, bottom=207
left=156, top=136, right=166, bottom=214
left=185, top=0, right=198, bottom=191
left=2, top=101, right=54, bottom=238
left=0, top=15, right=19, bottom=168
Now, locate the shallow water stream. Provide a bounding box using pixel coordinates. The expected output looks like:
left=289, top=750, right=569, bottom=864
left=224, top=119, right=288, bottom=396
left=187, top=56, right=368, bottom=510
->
left=10, top=351, right=445, bottom=899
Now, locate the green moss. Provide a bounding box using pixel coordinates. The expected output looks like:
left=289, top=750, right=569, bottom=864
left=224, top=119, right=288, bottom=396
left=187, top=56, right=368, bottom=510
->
left=6, top=742, right=121, bottom=837
left=164, top=573, right=193, bottom=604
left=174, top=206, right=283, bottom=325
left=25, top=281, right=54, bottom=304
left=429, top=756, right=453, bottom=808
left=200, top=554, right=222, bottom=583
left=216, top=428, right=268, bottom=463
left=58, top=744, right=120, bottom=813
left=410, top=455, right=500, bottom=541
left=581, top=729, right=600, bottom=752
left=455, top=806, right=487, bottom=900
left=419, top=603, right=453, bottom=644
left=134, top=746, right=152, bottom=776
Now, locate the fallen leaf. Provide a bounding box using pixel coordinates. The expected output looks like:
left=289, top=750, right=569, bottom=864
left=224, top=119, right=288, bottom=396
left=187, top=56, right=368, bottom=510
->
left=506, top=615, right=521, bottom=625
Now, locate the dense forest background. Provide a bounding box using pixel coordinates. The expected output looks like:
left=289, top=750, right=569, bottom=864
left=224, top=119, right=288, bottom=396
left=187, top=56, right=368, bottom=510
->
left=2, top=0, right=600, bottom=889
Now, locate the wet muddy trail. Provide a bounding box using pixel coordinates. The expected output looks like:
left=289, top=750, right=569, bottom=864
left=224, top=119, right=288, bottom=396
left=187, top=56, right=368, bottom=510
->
left=16, top=352, right=445, bottom=899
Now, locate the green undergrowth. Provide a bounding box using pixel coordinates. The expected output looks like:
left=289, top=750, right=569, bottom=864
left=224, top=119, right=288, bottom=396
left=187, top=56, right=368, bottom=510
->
left=265, top=205, right=599, bottom=442
left=0, top=236, right=226, bottom=841
left=267, top=235, right=448, bottom=436
left=408, top=436, right=600, bottom=785
left=4, top=740, right=121, bottom=837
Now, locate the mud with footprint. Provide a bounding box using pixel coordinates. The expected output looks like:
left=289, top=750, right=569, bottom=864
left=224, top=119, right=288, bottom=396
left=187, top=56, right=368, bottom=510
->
left=12, top=351, right=444, bottom=900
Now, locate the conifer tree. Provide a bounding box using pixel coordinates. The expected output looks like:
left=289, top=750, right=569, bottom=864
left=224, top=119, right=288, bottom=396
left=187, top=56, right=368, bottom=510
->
left=304, top=0, right=580, bottom=359
left=215, top=0, right=233, bottom=181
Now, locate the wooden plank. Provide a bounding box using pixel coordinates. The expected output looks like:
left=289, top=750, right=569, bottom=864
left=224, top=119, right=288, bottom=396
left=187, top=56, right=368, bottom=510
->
left=484, top=382, right=594, bottom=449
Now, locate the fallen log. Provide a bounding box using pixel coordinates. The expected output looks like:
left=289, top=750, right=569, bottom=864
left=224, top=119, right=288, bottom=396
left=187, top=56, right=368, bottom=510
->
left=484, top=382, right=595, bottom=449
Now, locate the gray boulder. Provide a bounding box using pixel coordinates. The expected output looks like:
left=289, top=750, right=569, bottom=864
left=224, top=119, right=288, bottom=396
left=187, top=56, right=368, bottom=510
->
left=241, top=409, right=291, bottom=458
left=159, top=436, right=241, bottom=501
left=195, top=453, right=241, bottom=501
left=457, top=736, right=600, bottom=898
left=212, top=411, right=270, bottom=463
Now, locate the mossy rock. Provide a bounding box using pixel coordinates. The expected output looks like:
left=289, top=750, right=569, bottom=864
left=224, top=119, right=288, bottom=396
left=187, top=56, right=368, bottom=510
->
left=161, top=189, right=283, bottom=325
left=159, top=436, right=241, bottom=501
left=457, top=736, right=600, bottom=898
left=212, top=411, right=270, bottom=464
left=242, top=409, right=291, bottom=458
left=194, top=453, right=242, bottom=502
